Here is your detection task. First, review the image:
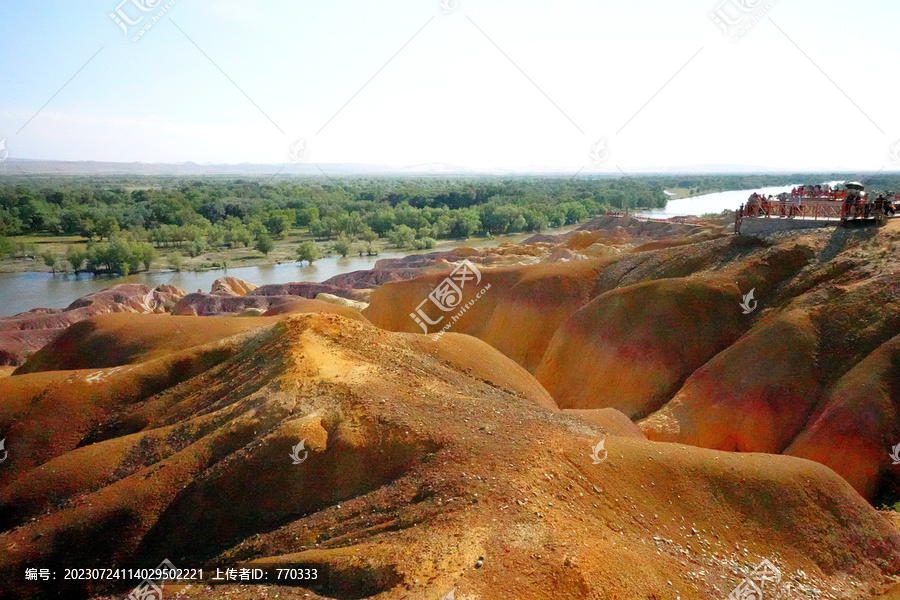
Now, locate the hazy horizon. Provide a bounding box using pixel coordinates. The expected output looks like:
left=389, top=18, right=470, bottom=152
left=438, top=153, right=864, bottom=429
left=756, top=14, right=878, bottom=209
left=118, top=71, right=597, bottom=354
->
left=3, top=156, right=892, bottom=178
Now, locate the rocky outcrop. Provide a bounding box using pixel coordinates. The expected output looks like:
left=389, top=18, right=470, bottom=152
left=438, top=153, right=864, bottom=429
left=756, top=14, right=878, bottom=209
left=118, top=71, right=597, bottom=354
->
left=210, top=276, right=257, bottom=297
left=315, top=292, right=369, bottom=312
left=173, top=293, right=283, bottom=316
left=322, top=267, right=424, bottom=289
left=248, top=281, right=371, bottom=302
left=0, top=284, right=186, bottom=366
left=55, top=283, right=183, bottom=313
left=175, top=279, right=375, bottom=316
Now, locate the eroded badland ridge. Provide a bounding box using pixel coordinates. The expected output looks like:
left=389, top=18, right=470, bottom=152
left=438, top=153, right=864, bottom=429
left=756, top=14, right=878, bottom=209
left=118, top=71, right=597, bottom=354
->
left=1, top=215, right=899, bottom=599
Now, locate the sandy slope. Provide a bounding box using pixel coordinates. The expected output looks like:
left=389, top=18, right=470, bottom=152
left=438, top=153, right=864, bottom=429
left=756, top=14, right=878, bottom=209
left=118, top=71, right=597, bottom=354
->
left=0, top=312, right=897, bottom=599
left=363, top=220, right=900, bottom=504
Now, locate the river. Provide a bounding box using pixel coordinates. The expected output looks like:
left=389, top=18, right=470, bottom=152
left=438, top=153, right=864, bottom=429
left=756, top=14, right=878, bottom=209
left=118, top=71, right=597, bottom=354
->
left=0, top=225, right=580, bottom=317
left=0, top=186, right=801, bottom=318
left=636, top=184, right=798, bottom=218
left=0, top=254, right=406, bottom=318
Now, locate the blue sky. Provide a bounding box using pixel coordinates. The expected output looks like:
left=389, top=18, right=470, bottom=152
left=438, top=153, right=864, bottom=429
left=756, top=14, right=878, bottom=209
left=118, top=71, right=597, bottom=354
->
left=1, top=0, right=898, bottom=171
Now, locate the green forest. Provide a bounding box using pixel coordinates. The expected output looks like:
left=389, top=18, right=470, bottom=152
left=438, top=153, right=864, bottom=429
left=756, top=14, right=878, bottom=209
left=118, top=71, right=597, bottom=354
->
left=2, top=172, right=896, bottom=275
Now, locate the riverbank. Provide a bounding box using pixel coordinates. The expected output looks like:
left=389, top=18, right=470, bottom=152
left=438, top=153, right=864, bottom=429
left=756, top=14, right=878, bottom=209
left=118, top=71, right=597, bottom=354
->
left=662, top=187, right=724, bottom=200
left=0, top=230, right=369, bottom=275
left=0, top=223, right=583, bottom=276
left=0, top=223, right=583, bottom=317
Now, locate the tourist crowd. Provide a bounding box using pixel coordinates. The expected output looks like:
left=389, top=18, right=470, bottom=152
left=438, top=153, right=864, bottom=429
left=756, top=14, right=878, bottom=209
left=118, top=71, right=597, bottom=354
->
left=744, top=186, right=897, bottom=219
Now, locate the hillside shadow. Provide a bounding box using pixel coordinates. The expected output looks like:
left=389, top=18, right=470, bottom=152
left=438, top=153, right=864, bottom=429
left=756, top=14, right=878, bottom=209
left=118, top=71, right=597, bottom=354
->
left=819, top=222, right=879, bottom=262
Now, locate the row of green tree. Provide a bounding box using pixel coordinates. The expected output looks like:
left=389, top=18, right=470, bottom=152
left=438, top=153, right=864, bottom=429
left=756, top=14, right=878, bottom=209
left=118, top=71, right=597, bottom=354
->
left=0, top=177, right=672, bottom=249
left=5, top=173, right=898, bottom=244
left=29, top=239, right=158, bottom=276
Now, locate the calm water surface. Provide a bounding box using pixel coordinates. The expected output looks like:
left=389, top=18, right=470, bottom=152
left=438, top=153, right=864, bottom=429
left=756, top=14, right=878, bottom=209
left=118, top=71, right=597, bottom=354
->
left=0, top=225, right=581, bottom=317
left=0, top=254, right=404, bottom=317
left=636, top=185, right=798, bottom=217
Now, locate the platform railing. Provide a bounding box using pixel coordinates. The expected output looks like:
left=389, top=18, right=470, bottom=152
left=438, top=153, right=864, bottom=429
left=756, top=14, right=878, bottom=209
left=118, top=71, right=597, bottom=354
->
left=739, top=199, right=847, bottom=220
left=735, top=198, right=893, bottom=233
